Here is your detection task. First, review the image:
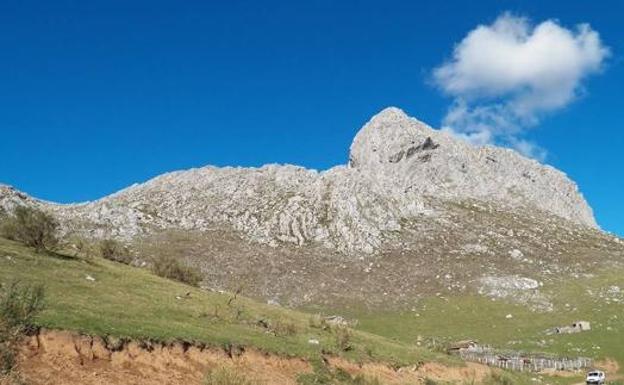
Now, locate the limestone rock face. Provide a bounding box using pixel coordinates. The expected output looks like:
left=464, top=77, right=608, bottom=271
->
left=0, top=107, right=597, bottom=253
left=349, top=107, right=596, bottom=228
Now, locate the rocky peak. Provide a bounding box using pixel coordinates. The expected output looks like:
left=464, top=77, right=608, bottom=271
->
left=349, top=107, right=433, bottom=170
left=0, top=107, right=599, bottom=253
left=347, top=107, right=596, bottom=229
left=0, top=184, right=34, bottom=212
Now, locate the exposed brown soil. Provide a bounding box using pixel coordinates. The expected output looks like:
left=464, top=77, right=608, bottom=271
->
left=16, top=329, right=308, bottom=385
left=12, top=329, right=493, bottom=385
left=594, top=358, right=620, bottom=375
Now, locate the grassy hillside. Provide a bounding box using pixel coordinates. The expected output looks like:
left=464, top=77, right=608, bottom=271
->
left=128, top=198, right=624, bottom=315
left=334, top=268, right=624, bottom=373
left=2, top=233, right=622, bottom=385
left=0, top=237, right=444, bottom=368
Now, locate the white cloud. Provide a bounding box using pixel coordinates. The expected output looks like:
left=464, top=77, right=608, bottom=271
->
left=509, top=138, right=548, bottom=162
left=434, top=13, right=609, bottom=161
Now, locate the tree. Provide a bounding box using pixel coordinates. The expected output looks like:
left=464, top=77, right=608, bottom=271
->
left=152, top=255, right=202, bottom=286
left=1, top=206, right=59, bottom=252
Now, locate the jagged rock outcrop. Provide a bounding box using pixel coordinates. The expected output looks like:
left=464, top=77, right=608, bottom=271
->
left=0, top=107, right=597, bottom=254
left=349, top=108, right=595, bottom=227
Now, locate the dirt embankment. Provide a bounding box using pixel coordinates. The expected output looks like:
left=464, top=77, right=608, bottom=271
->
left=11, top=329, right=492, bottom=385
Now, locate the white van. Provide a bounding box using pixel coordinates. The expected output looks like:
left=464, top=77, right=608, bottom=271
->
left=586, top=370, right=606, bottom=385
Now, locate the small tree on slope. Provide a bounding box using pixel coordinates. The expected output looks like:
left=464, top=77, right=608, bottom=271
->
left=1, top=206, right=59, bottom=252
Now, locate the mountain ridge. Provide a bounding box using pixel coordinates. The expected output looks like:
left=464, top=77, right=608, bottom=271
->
left=0, top=107, right=597, bottom=254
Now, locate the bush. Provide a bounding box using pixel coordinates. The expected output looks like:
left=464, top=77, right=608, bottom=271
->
left=334, top=325, right=353, bottom=352
left=64, top=235, right=94, bottom=259
left=0, top=281, right=45, bottom=377
left=271, top=319, right=297, bottom=337
left=98, top=239, right=132, bottom=264
left=204, top=366, right=258, bottom=385
left=1, top=206, right=58, bottom=252
left=309, top=314, right=329, bottom=330
left=0, top=342, right=16, bottom=376
left=0, top=281, right=45, bottom=333
left=152, top=255, right=202, bottom=286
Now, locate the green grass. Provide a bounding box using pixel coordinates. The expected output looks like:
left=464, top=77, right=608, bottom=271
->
left=0, top=237, right=443, bottom=367
left=339, top=270, right=624, bottom=373
left=4, top=235, right=619, bottom=384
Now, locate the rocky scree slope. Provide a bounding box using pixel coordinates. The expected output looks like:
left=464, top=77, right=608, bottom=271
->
left=0, top=107, right=597, bottom=255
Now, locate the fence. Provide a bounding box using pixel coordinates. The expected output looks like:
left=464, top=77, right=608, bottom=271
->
left=459, top=349, right=592, bottom=372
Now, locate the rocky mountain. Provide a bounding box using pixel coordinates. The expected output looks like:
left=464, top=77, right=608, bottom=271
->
left=0, top=107, right=596, bottom=253
left=2, top=107, right=621, bottom=309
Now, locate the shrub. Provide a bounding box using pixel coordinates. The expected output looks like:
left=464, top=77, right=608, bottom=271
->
left=204, top=366, right=258, bottom=385
left=1, top=206, right=58, bottom=252
left=334, top=325, right=353, bottom=352
left=0, top=281, right=45, bottom=333
left=0, top=281, right=45, bottom=377
left=151, top=255, right=202, bottom=286
left=98, top=239, right=133, bottom=264
left=0, top=342, right=16, bottom=376
left=308, top=314, right=329, bottom=330
left=271, top=319, right=297, bottom=336
left=64, top=235, right=94, bottom=259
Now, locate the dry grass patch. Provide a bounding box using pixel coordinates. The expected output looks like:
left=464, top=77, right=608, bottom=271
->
left=204, top=366, right=260, bottom=385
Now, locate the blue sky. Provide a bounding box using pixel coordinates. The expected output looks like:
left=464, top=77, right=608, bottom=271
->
left=0, top=0, right=622, bottom=235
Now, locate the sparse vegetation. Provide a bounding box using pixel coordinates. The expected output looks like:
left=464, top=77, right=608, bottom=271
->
left=482, top=372, right=516, bottom=385
left=203, top=366, right=259, bottom=385
left=297, top=359, right=380, bottom=385
left=1, top=206, right=58, bottom=252
left=151, top=254, right=202, bottom=286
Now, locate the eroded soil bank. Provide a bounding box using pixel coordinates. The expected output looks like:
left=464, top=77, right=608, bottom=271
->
left=12, top=329, right=492, bottom=385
